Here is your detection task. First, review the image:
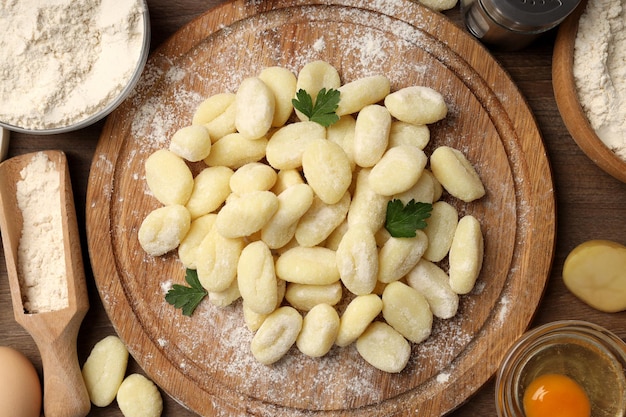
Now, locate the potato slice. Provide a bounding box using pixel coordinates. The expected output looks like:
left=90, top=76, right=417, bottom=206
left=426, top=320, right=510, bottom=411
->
left=563, top=240, right=626, bottom=313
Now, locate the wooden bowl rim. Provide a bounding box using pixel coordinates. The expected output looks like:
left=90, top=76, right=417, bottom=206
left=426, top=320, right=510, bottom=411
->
left=552, top=0, right=626, bottom=183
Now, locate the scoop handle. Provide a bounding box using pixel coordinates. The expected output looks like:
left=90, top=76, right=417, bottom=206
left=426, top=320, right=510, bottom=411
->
left=36, top=326, right=91, bottom=417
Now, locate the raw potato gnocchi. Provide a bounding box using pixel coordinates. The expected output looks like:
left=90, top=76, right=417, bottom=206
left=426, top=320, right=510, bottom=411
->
left=82, top=335, right=129, bottom=407
left=139, top=60, right=488, bottom=373
left=117, top=374, right=163, bottom=417
left=145, top=149, right=194, bottom=206
left=430, top=146, right=485, bottom=202
left=356, top=321, right=411, bottom=373
left=138, top=205, right=191, bottom=257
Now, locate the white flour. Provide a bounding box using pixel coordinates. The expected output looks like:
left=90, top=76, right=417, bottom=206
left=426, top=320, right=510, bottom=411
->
left=0, top=0, right=145, bottom=130
left=16, top=152, right=68, bottom=313
left=573, top=0, right=626, bottom=161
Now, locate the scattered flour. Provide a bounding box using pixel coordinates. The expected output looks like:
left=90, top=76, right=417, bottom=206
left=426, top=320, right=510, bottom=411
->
left=16, top=152, right=68, bottom=313
left=0, top=0, right=146, bottom=130
left=573, top=0, right=626, bottom=160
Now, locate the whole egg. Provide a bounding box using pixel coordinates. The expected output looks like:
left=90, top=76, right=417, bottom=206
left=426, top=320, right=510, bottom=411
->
left=0, top=346, right=42, bottom=417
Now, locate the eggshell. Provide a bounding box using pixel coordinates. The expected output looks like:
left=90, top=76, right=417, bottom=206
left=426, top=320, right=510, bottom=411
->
left=0, top=346, right=42, bottom=417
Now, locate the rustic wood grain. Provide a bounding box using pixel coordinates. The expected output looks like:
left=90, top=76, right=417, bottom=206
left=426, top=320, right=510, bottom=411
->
left=85, top=1, right=554, bottom=416
left=2, top=1, right=626, bottom=417
left=553, top=1, right=626, bottom=184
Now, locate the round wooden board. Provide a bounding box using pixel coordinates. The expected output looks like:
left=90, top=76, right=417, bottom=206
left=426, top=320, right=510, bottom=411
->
left=86, top=1, right=556, bottom=416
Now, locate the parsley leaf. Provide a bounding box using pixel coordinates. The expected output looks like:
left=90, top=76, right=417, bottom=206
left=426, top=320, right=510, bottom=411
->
left=165, top=269, right=207, bottom=316
left=385, top=199, right=433, bottom=238
left=292, top=88, right=340, bottom=127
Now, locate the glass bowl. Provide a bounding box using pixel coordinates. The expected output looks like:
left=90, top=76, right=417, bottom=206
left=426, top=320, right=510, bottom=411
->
left=496, top=320, right=626, bottom=417
left=0, top=1, right=151, bottom=135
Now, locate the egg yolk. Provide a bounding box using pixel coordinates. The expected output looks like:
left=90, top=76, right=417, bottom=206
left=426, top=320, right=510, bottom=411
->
left=523, top=373, right=591, bottom=417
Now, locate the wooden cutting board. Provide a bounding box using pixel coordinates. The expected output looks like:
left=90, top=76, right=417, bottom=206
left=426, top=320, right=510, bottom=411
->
left=86, top=1, right=556, bottom=416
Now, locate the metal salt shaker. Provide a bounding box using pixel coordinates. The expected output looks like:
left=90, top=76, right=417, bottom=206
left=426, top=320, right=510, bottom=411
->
left=460, top=0, right=582, bottom=50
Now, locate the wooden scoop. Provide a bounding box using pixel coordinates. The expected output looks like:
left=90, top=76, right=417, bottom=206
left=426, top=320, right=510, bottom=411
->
left=0, top=150, right=91, bottom=417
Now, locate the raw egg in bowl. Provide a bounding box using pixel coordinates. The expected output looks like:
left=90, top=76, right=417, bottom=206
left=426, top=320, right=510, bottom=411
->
left=495, top=320, right=626, bottom=417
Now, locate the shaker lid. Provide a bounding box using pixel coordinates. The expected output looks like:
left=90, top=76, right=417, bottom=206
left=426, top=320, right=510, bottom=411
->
left=480, top=0, right=582, bottom=32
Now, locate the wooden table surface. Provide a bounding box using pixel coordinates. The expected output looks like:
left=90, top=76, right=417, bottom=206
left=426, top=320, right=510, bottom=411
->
left=1, top=1, right=625, bottom=416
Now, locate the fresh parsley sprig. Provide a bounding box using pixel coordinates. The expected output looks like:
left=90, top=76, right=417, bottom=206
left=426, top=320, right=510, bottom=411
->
left=385, top=199, right=433, bottom=238
left=165, top=269, right=207, bottom=316
left=292, top=88, right=340, bottom=127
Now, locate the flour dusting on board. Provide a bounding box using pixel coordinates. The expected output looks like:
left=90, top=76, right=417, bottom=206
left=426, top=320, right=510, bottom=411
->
left=95, top=1, right=539, bottom=415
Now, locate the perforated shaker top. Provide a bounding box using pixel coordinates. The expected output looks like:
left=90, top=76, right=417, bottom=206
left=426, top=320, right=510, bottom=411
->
left=481, top=0, right=582, bottom=32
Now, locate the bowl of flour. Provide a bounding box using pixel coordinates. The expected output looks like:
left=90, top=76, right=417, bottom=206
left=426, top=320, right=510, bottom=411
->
left=0, top=0, right=150, bottom=134
left=553, top=0, right=626, bottom=183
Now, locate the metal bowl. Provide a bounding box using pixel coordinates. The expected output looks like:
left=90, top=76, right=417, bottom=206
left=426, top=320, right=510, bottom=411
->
left=0, top=2, right=151, bottom=135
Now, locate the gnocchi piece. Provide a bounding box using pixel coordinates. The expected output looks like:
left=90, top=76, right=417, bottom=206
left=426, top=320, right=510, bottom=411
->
left=336, top=224, right=379, bottom=295
left=230, top=162, right=277, bottom=195
left=250, top=306, right=303, bottom=365
left=204, top=100, right=237, bottom=141
left=388, top=121, right=430, bottom=150
left=368, top=145, right=428, bottom=196
left=261, top=184, right=314, bottom=249
left=377, top=231, right=429, bottom=284
left=429, top=146, right=485, bottom=202
left=356, top=321, right=411, bottom=373
left=192, top=92, right=235, bottom=126
left=295, top=60, right=341, bottom=120
left=208, top=278, right=241, bottom=308
left=82, top=335, right=129, bottom=407
left=275, top=246, right=340, bottom=285
left=347, top=168, right=388, bottom=231
left=324, top=219, right=349, bottom=251
left=302, top=139, right=352, bottom=205
left=144, top=149, right=194, bottom=206
left=431, top=170, right=444, bottom=201
left=296, top=303, right=340, bottom=357
left=258, top=66, right=297, bottom=127
left=204, top=132, right=268, bottom=169
left=243, top=303, right=268, bottom=332
left=178, top=214, right=217, bottom=269
left=562, top=240, right=626, bottom=313
left=271, top=169, right=305, bottom=195
left=185, top=166, right=233, bottom=219
left=326, top=115, right=357, bottom=169
left=215, top=191, right=279, bottom=238
left=265, top=121, right=326, bottom=170
left=406, top=259, right=459, bottom=319
left=168, top=125, right=211, bottom=162
left=382, top=281, right=433, bottom=344
left=384, top=86, right=448, bottom=125
left=295, top=192, right=351, bottom=247
left=138, top=205, right=191, bottom=257
left=423, top=201, right=459, bottom=262
left=335, top=75, right=391, bottom=116
left=242, top=280, right=286, bottom=330
left=419, top=0, right=459, bottom=12
left=448, top=215, right=484, bottom=294
left=235, top=77, right=275, bottom=140
left=353, top=104, right=391, bottom=168
left=237, top=241, right=278, bottom=315
left=116, top=374, right=163, bottom=417
left=335, top=294, right=383, bottom=347
left=393, top=169, right=436, bottom=205
left=284, top=281, right=343, bottom=311
left=196, top=225, right=244, bottom=292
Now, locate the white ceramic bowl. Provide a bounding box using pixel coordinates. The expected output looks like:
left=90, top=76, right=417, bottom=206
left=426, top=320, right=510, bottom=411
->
left=0, top=2, right=151, bottom=135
